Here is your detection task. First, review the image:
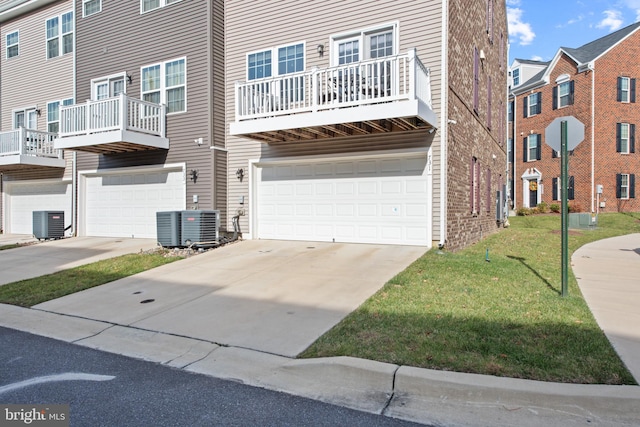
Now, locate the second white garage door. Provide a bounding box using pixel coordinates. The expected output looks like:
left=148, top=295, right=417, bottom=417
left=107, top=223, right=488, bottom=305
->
left=255, top=154, right=431, bottom=246
left=82, top=166, right=186, bottom=238
left=4, top=180, right=71, bottom=235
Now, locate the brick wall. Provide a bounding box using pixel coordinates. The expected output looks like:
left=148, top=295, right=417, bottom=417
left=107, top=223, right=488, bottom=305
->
left=445, top=0, right=508, bottom=251
left=512, top=29, right=640, bottom=213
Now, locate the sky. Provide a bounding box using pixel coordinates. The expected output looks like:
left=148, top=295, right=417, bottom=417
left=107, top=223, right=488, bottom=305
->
left=508, top=0, right=640, bottom=63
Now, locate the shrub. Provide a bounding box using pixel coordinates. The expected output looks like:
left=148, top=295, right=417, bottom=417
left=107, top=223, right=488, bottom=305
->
left=550, top=203, right=560, bottom=213
left=516, top=207, right=533, bottom=216
left=537, top=201, right=549, bottom=213
left=568, top=202, right=583, bottom=213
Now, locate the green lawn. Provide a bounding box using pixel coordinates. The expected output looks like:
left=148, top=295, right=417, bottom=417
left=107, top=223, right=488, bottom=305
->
left=0, top=252, right=182, bottom=307
left=301, top=212, right=640, bottom=385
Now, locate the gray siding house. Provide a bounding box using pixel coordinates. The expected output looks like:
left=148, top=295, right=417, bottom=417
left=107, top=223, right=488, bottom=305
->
left=226, top=0, right=508, bottom=250
left=52, top=0, right=225, bottom=238
left=0, top=0, right=74, bottom=235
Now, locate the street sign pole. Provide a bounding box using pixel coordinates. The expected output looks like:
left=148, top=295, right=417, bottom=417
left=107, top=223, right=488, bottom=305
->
left=561, top=121, right=569, bottom=297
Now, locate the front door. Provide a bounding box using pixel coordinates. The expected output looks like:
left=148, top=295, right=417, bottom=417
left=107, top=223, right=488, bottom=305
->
left=529, top=180, right=538, bottom=207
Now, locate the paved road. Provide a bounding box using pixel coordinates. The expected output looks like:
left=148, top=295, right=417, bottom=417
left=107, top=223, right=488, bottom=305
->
left=0, top=327, right=425, bottom=427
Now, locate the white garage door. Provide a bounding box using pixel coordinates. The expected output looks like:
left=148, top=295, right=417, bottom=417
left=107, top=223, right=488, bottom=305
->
left=83, top=167, right=185, bottom=238
left=256, top=155, right=431, bottom=246
left=5, top=181, right=71, bottom=235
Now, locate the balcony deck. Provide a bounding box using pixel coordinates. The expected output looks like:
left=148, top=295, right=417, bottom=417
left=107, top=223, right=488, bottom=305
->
left=230, top=49, right=437, bottom=143
left=0, top=128, right=65, bottom=170
left=55, top=94, right=169, bottom=155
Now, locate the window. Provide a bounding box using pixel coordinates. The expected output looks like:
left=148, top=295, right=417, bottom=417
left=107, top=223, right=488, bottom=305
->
left=524, top=134, right=541, bottom=162
left=617, top=77, right=636, bottom=103
left=83, top=0, right=101, bottom=17
left=13, top=108, right=38, bottom=130
left=616, top=173, right=635, bottom=199
left=332, top=24, right=396, bottom=66
left=248, top=50, right=271, bottom=80
left=470, top=157, right=481, bottom=214
left=93, top=75, right=125, bottom=100
left=46, top=12, right=73, bottom=59
left=552, top=176, right=575, bottom=201
left=6, top=31, right=18, bottom=58
left=141, top=0, right=182, bottom=13
left=486, top=0, right=494, bottom=43
left=141, top=58, right=186, bottom=113
left=523, top=92, right=541, bottom=118
left=616, top=123, right=635, bottom=154
left=507, top=138, right=513, bottom=163
left=486, top=168, right=492, bottom=214
left=247, top=42, right=304, bottom=80
left=508, top=100, right=513, bottom=122
left=487, top=77, right=492, bottom=129
left=553, top=81, right=574, bottom=109
left=512, top=68, right=520, bottom=86
left=473, top=47, right=479, bottom=114
left=47, top=99, right=73, bottom=134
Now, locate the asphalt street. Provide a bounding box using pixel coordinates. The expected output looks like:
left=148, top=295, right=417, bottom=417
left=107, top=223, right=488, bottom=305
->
left=0, top=327, right=425, bottom=427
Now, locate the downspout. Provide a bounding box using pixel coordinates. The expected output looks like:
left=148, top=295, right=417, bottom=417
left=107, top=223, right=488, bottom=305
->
left=439, top=0, right=448, bottom=248
left=70, top=0, right=77, bottom=236
left=589, top=61, right=595, bottom=213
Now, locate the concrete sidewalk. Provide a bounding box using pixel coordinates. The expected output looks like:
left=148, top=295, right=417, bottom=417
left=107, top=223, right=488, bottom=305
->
left=1, top=236, right=639, bottom=426
left=0, top=236, right=157, bottom=286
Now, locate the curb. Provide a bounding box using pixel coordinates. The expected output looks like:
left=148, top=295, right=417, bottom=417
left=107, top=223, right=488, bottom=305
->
left=1, top=304, right=639, bottom=426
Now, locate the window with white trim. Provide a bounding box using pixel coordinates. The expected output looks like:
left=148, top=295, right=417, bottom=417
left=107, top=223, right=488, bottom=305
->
left=512, top=68, right=520, bottom=86
left=6, top=31, right=18, bottom=58
left=526, top=93, right=541, bottom=117
left=553, top=80, right=574, bottom=109
left=141, top=0, right=182, bottom=14
left=13, top=108, right=38, bottom=130
left=524, top=134, right=541, bottom=162
left=83, top=0, right=101, bottom=17
left=617, top=77, right=636, bottom=103
left=332, top=23, right=396, bottom=66
left=616, top=173, right=635, bottom=199
left=47, top=99, right=74, bottom=134
left=616, top=123, right=634, bottom=154
left=246, top=42, right=305, bottom=81
left=92, top=74, right=126, bottom=100
left=471, top=156, right=481, bottom=214
left=46, top=12, right=73, bottom=59
left=141, top=58, right=186, bottom=113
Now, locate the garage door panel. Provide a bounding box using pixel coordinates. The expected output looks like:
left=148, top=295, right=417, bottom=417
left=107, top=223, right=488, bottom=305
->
left=257, top=155, right=430, bottom=246
left=6, top=181, right=71, bottom=235
left=84, top=168, right=184, bottom=238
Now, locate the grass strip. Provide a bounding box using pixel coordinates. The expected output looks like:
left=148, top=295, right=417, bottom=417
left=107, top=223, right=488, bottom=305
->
left=0, top=252, right=182, bottom=308
left=301, top=212, right=640, bottom=385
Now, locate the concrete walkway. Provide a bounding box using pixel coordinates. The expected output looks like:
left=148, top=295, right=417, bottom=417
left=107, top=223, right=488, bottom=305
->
left=1, top=236, right=639, bottom=426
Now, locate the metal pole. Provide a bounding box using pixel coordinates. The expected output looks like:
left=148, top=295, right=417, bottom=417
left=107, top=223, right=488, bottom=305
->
left=561, top=121, right=569, bottom=297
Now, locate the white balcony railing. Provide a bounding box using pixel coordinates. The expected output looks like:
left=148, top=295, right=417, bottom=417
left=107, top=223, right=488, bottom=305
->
left=59, top=93, right=166, bottom=138
left=0, top=128, right=62, bottom=159
left=234, top=49, right=432, bottom=121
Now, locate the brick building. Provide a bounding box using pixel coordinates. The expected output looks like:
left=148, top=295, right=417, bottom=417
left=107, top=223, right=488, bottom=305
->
left=509, top=22, right=640, bottom=213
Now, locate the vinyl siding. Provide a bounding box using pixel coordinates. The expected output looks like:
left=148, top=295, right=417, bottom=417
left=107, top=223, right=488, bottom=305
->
left=225, top=0, right=444, bottom=236
left=0, top=0, right=74, bottom=229
left=73, top=0, right=223, bottom=217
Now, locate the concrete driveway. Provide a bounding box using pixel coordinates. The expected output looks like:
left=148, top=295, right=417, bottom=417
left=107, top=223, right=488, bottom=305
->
left=0, top=236, right=158, bottom=286
left=33, top=240, right=426, bottom=357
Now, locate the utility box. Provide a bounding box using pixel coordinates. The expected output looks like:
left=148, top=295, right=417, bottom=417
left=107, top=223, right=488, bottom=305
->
left=156, top=211, right=182, bottom=247
left=181, top=210, right=220, bottom=246
left=569, top=213, right=597, bottom=229
left=33, top=211, right=64, bottom=240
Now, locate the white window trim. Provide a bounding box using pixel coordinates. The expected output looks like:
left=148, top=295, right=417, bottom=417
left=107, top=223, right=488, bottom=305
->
left=47, top=98, right=74, bottom=133
left=620, top=123, right=630, bottom=154
left=526, top=134, right=538, bottom=162
left=91, top=72, right=128, bottom=100
left=140, top=57, right=187, bottom=114
left=527, top=93, right=538, bottom=117
left=140, top=0, right=183, bottom=14
left=512, top=68, right=520, bottom=86
left=620, top=77, right=631, bottom=103
left=245, top=41, right=306, bottom=81
left=83, top=0, right=102, bottom=17
left=330, top=21, right=399, bottom=67
left=620, top=174, right=630, bottom=199
left=6, top=30, right=19, bottom=59
left=12, top=106, right=38, bottom=130
left=558, top=81, right=571, bottom=108
left=45, top=11, right=73, bottom=60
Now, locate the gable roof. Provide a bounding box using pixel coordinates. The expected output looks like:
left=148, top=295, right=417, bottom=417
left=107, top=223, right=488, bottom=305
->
left=512, top=21, right=640, bottom=95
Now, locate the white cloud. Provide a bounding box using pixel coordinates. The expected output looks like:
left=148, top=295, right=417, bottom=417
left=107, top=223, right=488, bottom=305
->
left=508, top=7, right=536, bottom=45
left=596, top=9, right=624, bottom=32
left=506, top=0, right=521, bottom=5
left=530, top=55, right=544, bottom=61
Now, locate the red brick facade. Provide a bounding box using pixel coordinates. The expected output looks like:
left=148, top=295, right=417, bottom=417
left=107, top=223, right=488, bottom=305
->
left=446, top=0, right=509, bottom=251
left=511, top=28, right=640, bottom=213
